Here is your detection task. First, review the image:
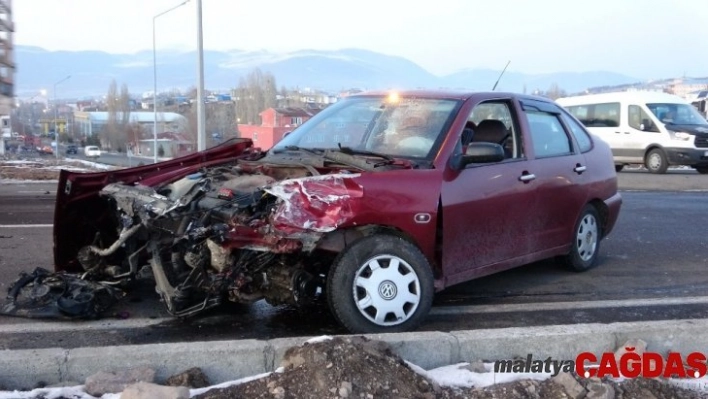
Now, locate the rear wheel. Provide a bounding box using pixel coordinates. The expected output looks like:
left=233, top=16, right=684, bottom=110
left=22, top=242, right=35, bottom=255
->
left=615, top=165, right=624, bottom=172
left=560, top=205, right=601, bottom=272
left=695, top=167, right=708, bottom=175
left=645, top=148, right=668, bottom=174
left=326, top=234, right=434, bottom=333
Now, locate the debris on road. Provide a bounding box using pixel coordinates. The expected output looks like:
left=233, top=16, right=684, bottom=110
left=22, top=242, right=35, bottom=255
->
left=0, top=267, right=125, bottom=319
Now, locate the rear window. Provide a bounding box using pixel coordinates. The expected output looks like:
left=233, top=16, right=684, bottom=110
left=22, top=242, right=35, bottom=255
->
left=560, top=113, right=593, bottom=153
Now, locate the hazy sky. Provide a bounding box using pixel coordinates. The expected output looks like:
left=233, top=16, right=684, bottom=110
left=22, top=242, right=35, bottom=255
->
left=14, top=0, right=708, bottom=78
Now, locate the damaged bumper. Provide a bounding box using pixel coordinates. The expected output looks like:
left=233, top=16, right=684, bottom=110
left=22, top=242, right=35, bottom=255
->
left=19, top=154, right=365, bottom=320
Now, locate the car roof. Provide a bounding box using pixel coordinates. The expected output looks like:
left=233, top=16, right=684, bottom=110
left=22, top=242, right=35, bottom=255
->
left=349, top=90, right=554, bottom=103
left=556, top=91, right=689, bottom=106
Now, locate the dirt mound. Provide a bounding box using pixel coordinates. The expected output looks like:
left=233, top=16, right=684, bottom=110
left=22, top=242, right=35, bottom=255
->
left=196, top=336, right=442, bottom=399
left=193, top=336, right=703, bottom=399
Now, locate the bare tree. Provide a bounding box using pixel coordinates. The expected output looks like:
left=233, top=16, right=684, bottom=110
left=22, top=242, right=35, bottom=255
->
left=545, top=83, right=567, bottom=100
left=101, top=80, right=119, bottom=150
left=235, top=68, right=277, bottom=125
left=101, top=80, right=132, bottom=152
left=208, top=103, right=237, bottom=144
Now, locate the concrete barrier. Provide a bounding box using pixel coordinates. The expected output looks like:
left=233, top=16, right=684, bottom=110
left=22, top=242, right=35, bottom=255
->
left=2, top=318, right=708, bottom=389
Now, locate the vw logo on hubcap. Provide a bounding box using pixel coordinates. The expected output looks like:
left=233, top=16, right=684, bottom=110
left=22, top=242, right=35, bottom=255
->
left=378, top=280, right=398, bottom=300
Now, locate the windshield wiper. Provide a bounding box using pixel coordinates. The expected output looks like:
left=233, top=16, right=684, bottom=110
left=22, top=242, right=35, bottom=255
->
left=333, top=144, right=396, bottom=162
left=272, top=145, right=324, bottom=155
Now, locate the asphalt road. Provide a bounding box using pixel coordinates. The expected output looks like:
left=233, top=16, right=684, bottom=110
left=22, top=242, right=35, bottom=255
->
left=0, top=172, right=706, bottom=349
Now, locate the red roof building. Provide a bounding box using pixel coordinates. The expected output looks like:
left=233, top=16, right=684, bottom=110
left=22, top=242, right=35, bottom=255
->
left=238, top=107, right=318, bottom=150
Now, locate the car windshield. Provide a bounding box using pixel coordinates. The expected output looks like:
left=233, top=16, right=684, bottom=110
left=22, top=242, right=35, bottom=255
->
left=271, top=95, right=461, bottom=159
left=646, top=103, right=708, bottom=125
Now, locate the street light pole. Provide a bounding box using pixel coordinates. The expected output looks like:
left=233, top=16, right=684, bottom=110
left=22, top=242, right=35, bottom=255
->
left=196, top=0, right=206, bottom=151
left=53, top=75, right=71, bottom=159
left=153, top=0, right=190, bottom=164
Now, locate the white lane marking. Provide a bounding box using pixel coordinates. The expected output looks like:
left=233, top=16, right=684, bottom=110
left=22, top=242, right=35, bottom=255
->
left=0, top=224, right=53, bottom=228
left=0, top=318, right=167, bottom=334
left=430, top=295, right=708, bottom=316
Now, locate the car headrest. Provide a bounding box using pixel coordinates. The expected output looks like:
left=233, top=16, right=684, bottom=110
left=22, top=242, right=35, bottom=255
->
left=474, top=119, right=508, bottom=143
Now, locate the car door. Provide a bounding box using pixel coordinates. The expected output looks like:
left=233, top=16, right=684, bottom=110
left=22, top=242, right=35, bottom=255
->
left=440, top=99, right=540, bottom=279
left=520, top=99, right=590, bottom=252
left=626, top=104, right=662, bottom=161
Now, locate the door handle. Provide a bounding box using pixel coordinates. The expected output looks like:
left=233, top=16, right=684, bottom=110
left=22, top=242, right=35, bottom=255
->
left=614, top=131, right=622, bottom=134
left=574, top=164, right=587, bottom=174
left=624, top=131, right=631, bottom=134
left=519, top=172, right=536, bottom=182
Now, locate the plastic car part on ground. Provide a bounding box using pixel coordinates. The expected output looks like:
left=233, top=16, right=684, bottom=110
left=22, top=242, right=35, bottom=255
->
left=0, top=267, right=125, bottom=319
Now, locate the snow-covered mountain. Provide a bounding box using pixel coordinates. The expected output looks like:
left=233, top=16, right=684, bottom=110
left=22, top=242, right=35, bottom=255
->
left=15, top=45, right=640, bottom=98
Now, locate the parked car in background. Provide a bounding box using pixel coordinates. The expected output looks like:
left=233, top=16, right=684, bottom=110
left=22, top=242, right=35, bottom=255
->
left=53, top=90, right=622, bottom=333
left=38, top=145, right=54, bottom=155
left=84, top=145, right=101, bottom=158
left=66, top=144, right=78, bottom=155
left=557, top=91, right=708, bottom=174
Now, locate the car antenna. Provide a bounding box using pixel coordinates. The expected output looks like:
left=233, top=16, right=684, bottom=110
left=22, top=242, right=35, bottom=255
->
left=491, top=60, right=511, bottom=91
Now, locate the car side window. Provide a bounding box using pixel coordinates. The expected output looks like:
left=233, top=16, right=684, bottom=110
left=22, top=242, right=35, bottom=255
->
left=465, top=101, right=523, bottom=160
left=566, top=102, right=620, bottom=128
left=525, top=111, right=572, bottom=158
left=560, top=112, right=593, bottom=153
left=628, top=105, right=660, bottom=132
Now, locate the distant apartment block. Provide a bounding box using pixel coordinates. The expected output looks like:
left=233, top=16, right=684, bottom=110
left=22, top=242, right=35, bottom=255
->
left=0, top=0, right=14, bottom=119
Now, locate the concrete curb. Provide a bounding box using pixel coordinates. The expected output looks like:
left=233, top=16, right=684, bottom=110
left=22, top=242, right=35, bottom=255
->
left=2, top=319, right=708, bottom=389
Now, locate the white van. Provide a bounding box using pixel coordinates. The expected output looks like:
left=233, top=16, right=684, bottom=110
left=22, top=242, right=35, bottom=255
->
left=557, top=91, right=708, bottom=174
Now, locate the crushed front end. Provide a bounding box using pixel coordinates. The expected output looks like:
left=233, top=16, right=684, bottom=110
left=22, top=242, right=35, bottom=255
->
left=42, top=144, right=368, bottom=319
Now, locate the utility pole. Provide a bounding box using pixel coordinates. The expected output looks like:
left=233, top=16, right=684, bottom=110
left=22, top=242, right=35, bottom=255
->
left=196, top=0, right=206, bottom=151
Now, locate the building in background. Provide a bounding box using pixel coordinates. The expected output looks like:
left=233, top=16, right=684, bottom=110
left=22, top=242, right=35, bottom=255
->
left=238, top=107, right=319, bottom=150
left=0, top=0, right=14, bottom=154
left=73, top=111, right=187, bottom=137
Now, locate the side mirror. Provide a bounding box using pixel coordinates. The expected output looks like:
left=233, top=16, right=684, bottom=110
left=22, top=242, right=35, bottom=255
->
left=639, top=123, right=645, bottom=131
left=456, top=142, right=505, bottom=168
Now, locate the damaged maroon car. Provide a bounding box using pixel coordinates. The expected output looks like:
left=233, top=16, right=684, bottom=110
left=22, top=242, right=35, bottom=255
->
left=43, top=91, right=620, bottom=333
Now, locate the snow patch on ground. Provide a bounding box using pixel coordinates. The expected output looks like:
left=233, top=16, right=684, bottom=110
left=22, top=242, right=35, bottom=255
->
left=64, top=158, right=114, bottom=170
left=305, top=335, right=334, bottom=344
left=411, top=362, right=552, bottom=388
left=189, top=371, right=273, bottom=397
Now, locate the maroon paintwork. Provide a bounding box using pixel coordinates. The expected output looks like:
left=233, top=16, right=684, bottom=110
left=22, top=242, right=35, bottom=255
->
left=54, top=91, right=622, bottom=292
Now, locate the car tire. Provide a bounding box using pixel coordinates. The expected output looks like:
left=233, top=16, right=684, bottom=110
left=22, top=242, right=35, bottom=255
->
left=326, top=234, right=434, bottom=333
left=614, top=165, right=624, bottom=172
left=560, top=204, right=602, bottom=272
left=695, top=167, right=708, bottom=175
left=645, top=148, right=668, bottom=174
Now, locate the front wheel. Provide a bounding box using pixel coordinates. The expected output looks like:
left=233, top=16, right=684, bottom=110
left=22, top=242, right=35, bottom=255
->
left=695, top=167, right=708, bottom=175
left=559, top=205, right=602, bottom=272
left=326, top=234, right=434, bottom=333
left=645, top=148, right=668, bottom=174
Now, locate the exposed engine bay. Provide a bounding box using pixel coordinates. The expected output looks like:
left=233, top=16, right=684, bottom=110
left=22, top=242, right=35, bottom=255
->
left=2, top=150, right=392, bottom=320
